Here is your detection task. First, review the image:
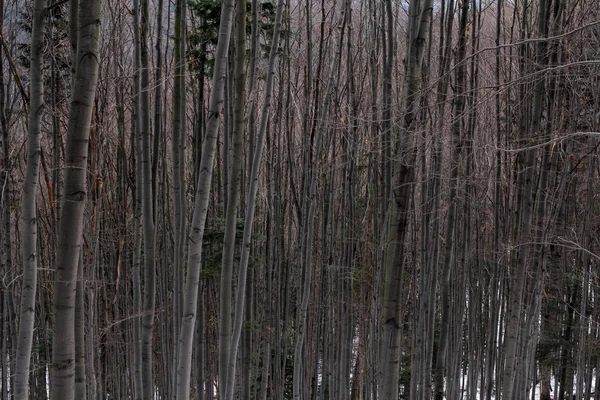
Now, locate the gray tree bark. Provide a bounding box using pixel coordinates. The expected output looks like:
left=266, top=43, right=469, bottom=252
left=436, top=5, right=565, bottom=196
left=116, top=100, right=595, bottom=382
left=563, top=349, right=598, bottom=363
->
left=175, top=0, right=235, bottom=397
left=138, top=0, right=156, bottom=395
left=171, top=0, right=186, bottom=390
left=51, top=0, right=101, bottom=396
left=380, top=0, right=432, bottom=397
left=15, top=0, right=46, bottom=400
left=14, top=0, right=46, bottom=396
left=74, top=251, right=86, bottom=399
left=433, top=2, right=468, bottom=399
left=131, top=0, right=144, bottom=396
left=431, top=2, right=453, bottom=399
left=484, top=1, right=503, bottom=398
left=86, top=177, right=103, bottom=400
left=219, top=0, right=246, bottom=396
left=224, top=0, right=284, bottom=398
left=0, top=3, right=15, bottom=392
left=293, top=1, right=348, bottom=397
left=502, top=0, right=550, bottom=398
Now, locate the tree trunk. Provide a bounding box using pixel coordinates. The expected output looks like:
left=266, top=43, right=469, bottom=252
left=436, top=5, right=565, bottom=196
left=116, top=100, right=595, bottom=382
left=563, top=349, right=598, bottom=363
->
left=433, top=2, right=468, bottom=399
left=175, top=0, right=235, bottom=397
left=86, top=176, right=102, bottom=400
left=14, top=0, right=45, bottom=396
left=502, top=0, right=550, bottom=397
left=138, top=0, right=156, bottom=395
left=224, top=0, right=284, bottom=397
left=293, top=1, right=348, bottom=397
left=380, top=0, right=432, bottom=397
left=0, top=0, right=10, bottom=394
left=51, top=0, right=101, bottom=396
left=219, top=0, right=246, bottom=396
left=171, top=0, right=186, bottom=390
left=74, top=251, right=87, bottom=399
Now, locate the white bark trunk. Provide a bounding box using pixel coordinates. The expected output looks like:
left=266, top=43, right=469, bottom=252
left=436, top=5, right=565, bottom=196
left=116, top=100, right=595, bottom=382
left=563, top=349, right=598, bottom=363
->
left=14, top=0, right=46, bottom=396
left=51, top=0, right=101, bottom=397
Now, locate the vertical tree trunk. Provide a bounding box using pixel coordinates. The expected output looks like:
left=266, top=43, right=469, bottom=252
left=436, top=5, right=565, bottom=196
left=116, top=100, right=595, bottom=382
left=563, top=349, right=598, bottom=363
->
left=175, top=0, right=235, bottom=397
left=341, top=5, right=358, bottom=395
left=139, top=0, right=156, bottom=395
left=414, top=14, right=436, bottom=393
left=381, top=0, right=393, bottom=207
left=153, top=1, right=169, bottom=392
left=240, top=267, right=252, bottom=400
left=502, top=0, right=550, bottom=397
left=241, top=1, right=260, bottom=396
left=74, top=251, right=87, bottom=399
left=51, top=0, right=101, bottom=396
left=293, top=1, right=348, bottom=397
left=484, top=1, right=503, bottom=398
left=14, top=0, right=45, bottom=396
left=224, top=0, right=284, bottom=397
left=0, top=0, right=9, bottom=394
left=219, top=0, right=246, bottom=396
left=433, top=2, right=468, bottom=399
left=366, top=3, right=381, bottom=396
left=380, top=0, right=432, bottom=397
left=1, top=282, right=6, bottom=399
left=86, top=176, right=102, bottom=400
left=131, top=0, right=144, bottom=395
left=431, top=1, right=453, bottom=398
left=151, top=0, right=164, bottom=220
left=72, top=5, right=85, bottom=390
left=171, top=0, right=186, bottom=390
left=1, top=20, right=17, bottom=395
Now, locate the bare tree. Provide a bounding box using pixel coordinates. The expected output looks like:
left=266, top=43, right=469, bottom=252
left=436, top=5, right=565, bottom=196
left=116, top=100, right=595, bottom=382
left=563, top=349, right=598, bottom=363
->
left=175, top=0, right=235, bottom=397
left=380, top=0, right=432, bottom=397
left=51, top=0, right=102, bottom=396
left=223, top=0, right=284, bottom=397
left=219, top=0, right=246, bottom=396
left=14, top=0, right=46, bottom=396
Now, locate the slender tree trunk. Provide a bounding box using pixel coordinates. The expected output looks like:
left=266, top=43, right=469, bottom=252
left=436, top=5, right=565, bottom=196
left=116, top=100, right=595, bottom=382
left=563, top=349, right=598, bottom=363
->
left=51, top=0, right=101, bottom=396
left=14, top=0, right=45, bottom=396
left=175, top=0, right=235, bottom=397
left=153, top=0, right=169, bottom=390
left=219, top=0, right=246, bottom=396
left=86, top=176, right=102, bottom=400
left=171, top=0, right=186, bottom=390
left=382, top=0, right=393, bottom=207
left=0, top=0, right=9, bottom=394
left=240, top=0, right=260, bottom=395
left=484, top=1, right=503, bottom=398
left=502, top=0, right=550, bottom=398
left=138, top=0, right=156, bottom=395
left=434, top=3, right=468, bottom=400
left=0, top=17, right=16, bottom=399
left=380, top=0, right=432, bottom=397
left=366, top=3, right=381, bottom=396
left=224, top=1, right=284, bottom=397
left=131, top=0, right=144, bottom=396
left=151, top=0, right=164, bottom=220
left=431, top=2, right=453, bottom=399
left=74, top=251, right=87, bottom=399
left=1, top=281, right=6, bottom=400
left=293, top=1, right=348, bottom=397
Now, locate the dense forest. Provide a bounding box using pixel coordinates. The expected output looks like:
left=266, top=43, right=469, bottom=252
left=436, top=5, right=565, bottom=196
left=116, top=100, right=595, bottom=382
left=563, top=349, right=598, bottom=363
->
left=1, top=0, right=600, bottom=398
